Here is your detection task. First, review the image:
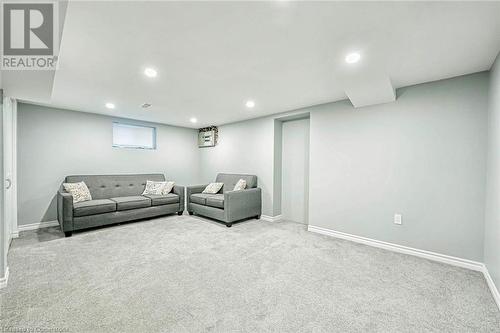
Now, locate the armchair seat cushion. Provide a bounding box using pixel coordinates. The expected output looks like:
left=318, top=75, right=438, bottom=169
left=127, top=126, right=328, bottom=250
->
left=110, top=196, right=151, bottom=211
left=190, top=193, right=224, bottom=209
left=190, top=193, right=212, bottom=205
left=206, top=194, right=224, bottom=209
left=144, top=193, right=180, bottom=206
left=73, top=199, right=116, bottom=217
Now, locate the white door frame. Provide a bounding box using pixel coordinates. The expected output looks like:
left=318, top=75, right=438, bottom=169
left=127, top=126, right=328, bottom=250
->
left=0, top=91, right=6, bottom=286
left=3, top=97, right=18, bottom=242
left=11, top=99, right=18, bottom=238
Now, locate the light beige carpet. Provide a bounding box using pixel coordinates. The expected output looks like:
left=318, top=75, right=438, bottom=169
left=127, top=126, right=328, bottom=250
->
left=1, top=215, right=499, bottom=332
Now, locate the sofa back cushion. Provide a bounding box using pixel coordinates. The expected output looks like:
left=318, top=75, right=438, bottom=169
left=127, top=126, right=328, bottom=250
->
left=64, top=174, right=165, bottom=199
left=215, top=173, right=257, bottom=193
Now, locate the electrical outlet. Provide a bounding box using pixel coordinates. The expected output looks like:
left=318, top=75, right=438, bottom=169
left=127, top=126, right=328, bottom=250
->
left=394, top=214, right=402, bottom=225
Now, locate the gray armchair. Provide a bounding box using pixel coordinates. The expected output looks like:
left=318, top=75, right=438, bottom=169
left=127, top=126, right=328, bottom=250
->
left=186, top=173, right=262, bottom=227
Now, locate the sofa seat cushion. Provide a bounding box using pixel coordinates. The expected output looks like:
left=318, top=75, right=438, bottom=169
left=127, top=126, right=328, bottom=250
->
left=73, top=199, right=116, bottom=217
left=110, top=196, right=151, bottom=211
left=190, top=193, right=213, bottom=206
left=190, top=193, right=224, bottom=209
left=206, top=194, right=224, bottom=209
left=144, top=193, right=179, bottom=206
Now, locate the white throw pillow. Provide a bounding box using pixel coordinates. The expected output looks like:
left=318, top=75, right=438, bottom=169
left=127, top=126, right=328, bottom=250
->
left=63, top=181, right=92, bottom=204
left=143, top=180, right=167, bottom=195
left=162, top=181, right=175, bottom=195
left=233, top=179, right=247, bottom=191
left=202, top=182, right=224, bottom=194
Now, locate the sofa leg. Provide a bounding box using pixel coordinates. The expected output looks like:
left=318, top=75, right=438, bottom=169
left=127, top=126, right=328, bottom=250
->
left=188, top=211, right=194, bottom=215
left=64, top=231, right=72, bottom=237
left=256, top=215, right=261, bottom=220
left=226, top=223, right=232, bottom=228
left=177, top=211, right=183, bottom=216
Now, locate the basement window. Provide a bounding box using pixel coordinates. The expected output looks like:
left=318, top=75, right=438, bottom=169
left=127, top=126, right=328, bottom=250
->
left=112, top=122, right=156, bottom=150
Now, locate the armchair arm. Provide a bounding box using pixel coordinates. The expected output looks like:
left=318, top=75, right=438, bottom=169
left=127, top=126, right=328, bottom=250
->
left=57, top=191, right=74, bottom=232
left=224, top=188, right=262, bottom=222
left=186, top=184, right=208, bottom=195
left=172, top=185, right=185, bottom=212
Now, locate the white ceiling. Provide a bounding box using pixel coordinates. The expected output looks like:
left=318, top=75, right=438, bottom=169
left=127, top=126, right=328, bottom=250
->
left=1, top=1, right=68, bottom=102
left=14, top=1, right=500, bottom=128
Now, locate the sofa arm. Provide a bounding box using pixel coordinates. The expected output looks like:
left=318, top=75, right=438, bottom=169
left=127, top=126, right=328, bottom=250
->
left=187, top=184, right=207, bottom=198
left=187, top=184, right=207, bottom=195
left=224, top=188, right=262, bottom=222
left=57, top=191, right=74, bottom=232
left=172, top=185, right=185, bottom=212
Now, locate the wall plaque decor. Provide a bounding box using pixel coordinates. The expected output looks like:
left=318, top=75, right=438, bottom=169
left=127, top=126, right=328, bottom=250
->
left=198, top=126, right=218, bottom=148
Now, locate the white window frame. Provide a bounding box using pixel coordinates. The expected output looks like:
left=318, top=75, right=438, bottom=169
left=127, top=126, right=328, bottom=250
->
left=112, top=122, right=157, bottom=150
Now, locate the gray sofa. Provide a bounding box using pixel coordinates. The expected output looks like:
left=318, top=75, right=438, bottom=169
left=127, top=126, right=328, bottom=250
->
left=57, top=174, right=184, bottom=237
left=186, top=173, right=262, bottom=227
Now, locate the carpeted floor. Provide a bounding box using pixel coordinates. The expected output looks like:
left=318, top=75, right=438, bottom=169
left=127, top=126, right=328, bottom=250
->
left=1, top=215, right=499, bottom=332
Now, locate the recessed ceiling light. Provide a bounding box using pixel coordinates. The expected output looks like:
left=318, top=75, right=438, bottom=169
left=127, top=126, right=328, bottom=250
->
left=105, top=102, right=115, bottom=109
left=245, top=100, right=255, bottom=108
left=190, top=117, right=197, bottom=123
left=345, top=52, right=361, bottom=64
left=144, top=67, right=158, bottom=78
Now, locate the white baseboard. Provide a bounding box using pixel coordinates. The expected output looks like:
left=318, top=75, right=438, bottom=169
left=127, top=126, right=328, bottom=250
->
left=0, top=266, right=9, bottom=289
left=483, top=267, right=500, bottom=310
left=18, top=220, right=59, bottom=232
left=261, top=214, right=282, bottom=222
left=308, top=225, right=484, bottom=271
left=308, top=225, right=500, bottom=311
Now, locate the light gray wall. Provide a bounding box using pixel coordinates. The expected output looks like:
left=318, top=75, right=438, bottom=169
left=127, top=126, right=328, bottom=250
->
left=484, top=53, right=500, bottom=287
left=282, top=118, right=309, bottom=224
left=198, top=117, right=276, bottom=216
left=17, top=103, right=200, bottom=225
left=309, top=73, right=489, bottom=261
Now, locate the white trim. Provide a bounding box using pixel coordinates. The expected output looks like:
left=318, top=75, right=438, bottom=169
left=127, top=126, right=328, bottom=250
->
left=261, top=214, right=282, bottom=222
left=18, top=220, right=59, bottom=232
left=308, top=225, right=484, bottom=271
left=11, top=98, right=18, bottom=240
left=307, top=225, right=500, bottom=311
left=483, top=266, right=500, bottom=310
left=0, top=266, right=9, bottom=289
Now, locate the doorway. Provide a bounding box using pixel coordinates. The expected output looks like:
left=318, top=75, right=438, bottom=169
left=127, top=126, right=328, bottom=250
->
left=281, top=118, right=310, bottom=224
